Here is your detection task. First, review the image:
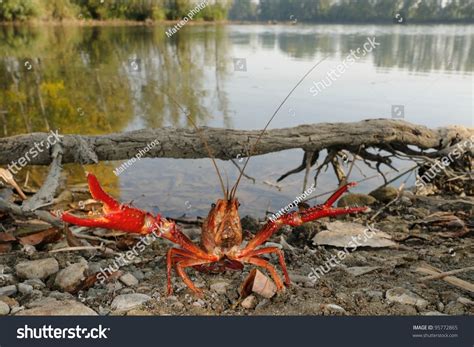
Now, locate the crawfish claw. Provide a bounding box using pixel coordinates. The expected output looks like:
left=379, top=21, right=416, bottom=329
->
left=61, top=173, right=158, bottom=235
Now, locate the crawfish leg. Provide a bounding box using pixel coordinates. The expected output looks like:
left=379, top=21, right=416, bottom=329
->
left=241, top=247, right=290, bottom=286
left=175, top=258, right=218, bottom=297
left=166, top=248, right=193, bottom=295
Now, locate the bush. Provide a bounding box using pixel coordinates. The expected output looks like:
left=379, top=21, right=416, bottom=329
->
left=0, top=0, right=37, bottom=21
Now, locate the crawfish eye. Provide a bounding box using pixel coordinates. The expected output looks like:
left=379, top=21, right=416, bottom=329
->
left=211, top=203, right=216, bottom=208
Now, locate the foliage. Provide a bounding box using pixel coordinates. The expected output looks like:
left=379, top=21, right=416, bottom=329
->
left=1, top=0, right=471, bottom=22
left=0, top=0, right=37, bottom=21
left=251, top=0, right=474, bottom=23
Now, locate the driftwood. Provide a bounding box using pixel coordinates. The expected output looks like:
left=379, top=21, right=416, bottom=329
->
left=0, top=119, right=472, bottom=166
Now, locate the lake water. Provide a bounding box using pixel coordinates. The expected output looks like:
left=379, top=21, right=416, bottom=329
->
left=0, top=24, right=472, bottom=217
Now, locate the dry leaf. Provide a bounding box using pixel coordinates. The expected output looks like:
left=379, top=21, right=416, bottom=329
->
left=0, top=168, right=27, bottom=200
left=18, top=228, right=62, bottom=246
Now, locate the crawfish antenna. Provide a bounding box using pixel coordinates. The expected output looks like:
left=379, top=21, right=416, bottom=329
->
left=229, top=56, right=329, bottom=199
left=165, top=92, right=227, bottom=199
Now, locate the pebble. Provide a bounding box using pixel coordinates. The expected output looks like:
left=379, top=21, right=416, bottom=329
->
left=364, top=290, right=384, bottom=301
left=18, top=283, right=33, bottom=295
left=241, top=295, right=257, bottom=309
left=422, top=311, right=447, bottom=316
left=23, top=279, right=46, bottom=289
left=386, top=287, right=429, bottom=309
left=369, top=186, right=399, bottom=203
left=344, top=266, right=380, bottom=277
left=16, top=258, right=59, bottom=279
left=193, top=299, right=205, bottom=308
left=111, top=293, right=152, bottom=312
left=54, top=261, right=88, bottom=292
left=210, top=281, right=229, bottom=295
left=16, top=299, right=97, bottom=316
left=0, top=301, right=10, bottom=315
left=119, top=273, right=139, bottom=287
left=321, top=303, right=347, bottom=315
left=48, top=291, right=74, bottom=300
left=0, top=285, right=17, bottom=297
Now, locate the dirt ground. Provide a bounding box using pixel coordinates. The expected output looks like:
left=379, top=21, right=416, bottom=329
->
left=0, top=190, right=472, bottom=316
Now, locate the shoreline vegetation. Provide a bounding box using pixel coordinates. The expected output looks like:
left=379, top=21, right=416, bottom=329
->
left=0, top=0, right=472, bottom=25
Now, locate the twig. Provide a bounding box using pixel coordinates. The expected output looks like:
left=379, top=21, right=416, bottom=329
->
left=415, top=264, right=474, bottom=293
left=420, top=266, right=474, bottom=281
left=49, top=245, right=106, bottom=253
left=23, top=142, right=63, bottom=211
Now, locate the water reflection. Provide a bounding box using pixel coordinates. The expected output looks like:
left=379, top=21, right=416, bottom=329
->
left=0, top=24, right=472, bottom=217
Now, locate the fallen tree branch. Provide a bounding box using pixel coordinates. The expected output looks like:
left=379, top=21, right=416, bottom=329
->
left=0, top=119, right=472, bottom=165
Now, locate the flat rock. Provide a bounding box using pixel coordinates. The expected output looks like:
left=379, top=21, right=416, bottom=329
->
left=313, top=221, right=397, bottom=248
left=16, top=258, right=59, bottom=279
left=111, top=293, right=151, bottom=312
left=54, top=261, right=88, bottom=292
left=386, top=287, right=429, bottom=309
left=0, top=285, right=17, bottom=297
left=17, top=299, right=97, bottom=316
left=344, top=266, right=380, bottom=276
left=0, top=301, right=10, bottom=315
left=119, top=273, right=139, bottom=287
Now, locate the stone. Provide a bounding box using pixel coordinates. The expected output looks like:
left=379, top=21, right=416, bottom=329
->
left=16, top=258, right=59, bottom=280
left=241, top=295, right=257, bottom=309
left=210, top=281, right=229, bottom=295
left=17, top=299, right=97, bottom=316
left=422, top=311, right=447, bottom=316
left=364, top=290, right=384, bottom=301
left=54, top=261, right=88, bottom=292
left=321, top=303, right=347, bottom=315
left=192, top=299, right=205, bottom=308
left=18, top=283, right=33, bottom=295
left=48, top=291, right=74, bottom=300
left=110, top=293, right=151, bottom=312
left=344, top=266, right=380, bottom=277
left=313, top=221, right=397, bottom=248
left=119, top=273, right=139, bottom=287
left=23, top=279, right=46, bottom=289
left=0, top=285, right=17, bottom=297
left=337, top=193, right=377, bottom=207
left=369, top=186, right=399, bottom=203
left=0, top=301, right=10, bottom=315
left=26, top=297, right=61, bottom=308
left=386, top=287, right=429, bottom=309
